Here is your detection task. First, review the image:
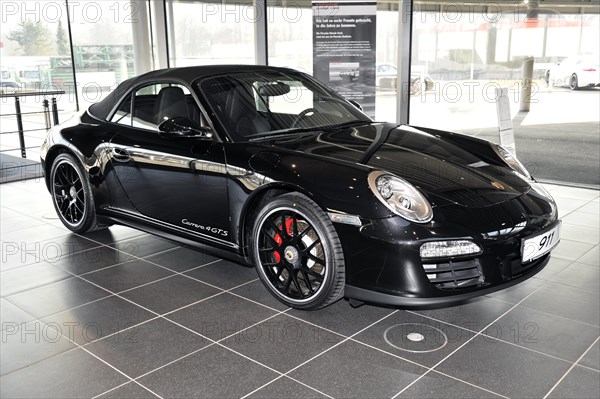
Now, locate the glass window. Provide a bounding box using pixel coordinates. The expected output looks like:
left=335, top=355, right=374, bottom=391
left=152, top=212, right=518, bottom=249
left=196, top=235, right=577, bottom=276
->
left=110, top=93, right=132, bottom=126
left=168, top=0, right=255, bottom=66
left=69, top=0, right=141, bottom=109
left=131, top=83, right=198, bottom=131
left=410, top=8, right=600, bottom=186
left=198, top=71, right=370, bottom=141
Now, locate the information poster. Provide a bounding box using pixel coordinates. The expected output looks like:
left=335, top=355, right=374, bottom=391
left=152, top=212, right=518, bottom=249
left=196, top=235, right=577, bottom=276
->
left=313, top=0, right=377, bottom=116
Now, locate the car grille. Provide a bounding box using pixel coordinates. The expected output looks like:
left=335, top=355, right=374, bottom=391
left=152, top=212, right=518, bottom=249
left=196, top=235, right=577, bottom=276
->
left=423, top=259, right=484, bottom=290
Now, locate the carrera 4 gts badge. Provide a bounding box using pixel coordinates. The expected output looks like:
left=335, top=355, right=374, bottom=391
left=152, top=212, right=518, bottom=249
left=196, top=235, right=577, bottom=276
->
left=181, top=219, right=228, bottom=237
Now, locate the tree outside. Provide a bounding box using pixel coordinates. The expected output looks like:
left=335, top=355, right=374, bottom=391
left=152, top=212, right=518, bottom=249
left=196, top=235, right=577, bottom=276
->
left=6, top=20, right=53, bottom=56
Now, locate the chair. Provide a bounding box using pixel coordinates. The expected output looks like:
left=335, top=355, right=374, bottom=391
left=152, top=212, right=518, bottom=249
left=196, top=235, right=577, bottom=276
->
left=225, top=87, right=270, bottom=138
left=154, top=86, right=189, bottom=125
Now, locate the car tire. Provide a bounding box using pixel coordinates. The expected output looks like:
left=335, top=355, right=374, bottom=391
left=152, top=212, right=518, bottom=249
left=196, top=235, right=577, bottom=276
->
left=570, top=74, right=579, bottom=90
left=250, top=192, right=345, bottom=310
left=50, top=153, right=106, bottom=234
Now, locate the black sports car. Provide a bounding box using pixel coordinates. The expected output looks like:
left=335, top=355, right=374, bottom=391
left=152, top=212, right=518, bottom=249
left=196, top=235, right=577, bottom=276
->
left=41, top=65, right=560, bottom=310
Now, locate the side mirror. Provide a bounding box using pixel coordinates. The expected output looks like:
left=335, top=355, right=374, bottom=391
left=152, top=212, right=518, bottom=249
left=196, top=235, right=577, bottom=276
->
left=349, top=100, right=363, bottom=111
left=158, top=117, right=213, bottom=139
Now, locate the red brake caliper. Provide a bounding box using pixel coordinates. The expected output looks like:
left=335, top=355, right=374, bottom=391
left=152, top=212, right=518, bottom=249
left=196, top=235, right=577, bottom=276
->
left=273, top=218, right=295, bottom=263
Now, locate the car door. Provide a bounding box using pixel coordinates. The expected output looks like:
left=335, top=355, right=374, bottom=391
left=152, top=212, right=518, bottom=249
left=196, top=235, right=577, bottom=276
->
left=107, top=81, right=233, bottom=245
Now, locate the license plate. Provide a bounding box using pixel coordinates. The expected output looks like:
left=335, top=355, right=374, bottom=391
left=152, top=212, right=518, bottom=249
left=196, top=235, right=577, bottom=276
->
left=522, top=222, right=561, bottom=263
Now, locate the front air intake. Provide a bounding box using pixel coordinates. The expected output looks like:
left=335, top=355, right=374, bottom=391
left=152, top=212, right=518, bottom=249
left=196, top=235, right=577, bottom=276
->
left=423, top=259, right=484, bottom=290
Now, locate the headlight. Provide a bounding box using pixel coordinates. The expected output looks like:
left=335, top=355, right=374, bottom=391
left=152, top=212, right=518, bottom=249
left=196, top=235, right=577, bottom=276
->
left=492, top=144, right=531, bottom=179
left=368, top=171, right=433, bottom=223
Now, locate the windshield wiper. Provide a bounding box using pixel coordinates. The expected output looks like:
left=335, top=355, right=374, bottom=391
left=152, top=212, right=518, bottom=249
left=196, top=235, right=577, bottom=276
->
left=321, top=120, right=372, bottom=131
left=248, top=128, right=319, bottom=141
left=247, top=120, right=374, bottom=142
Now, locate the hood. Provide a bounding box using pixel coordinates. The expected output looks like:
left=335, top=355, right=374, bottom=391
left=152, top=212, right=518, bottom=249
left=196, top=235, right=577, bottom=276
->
left=261, top=123, right=531, bottom=208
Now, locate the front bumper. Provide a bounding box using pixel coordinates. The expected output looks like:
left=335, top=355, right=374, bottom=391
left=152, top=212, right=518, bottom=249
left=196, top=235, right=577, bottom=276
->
left=335, top=190, right=558, bottom=308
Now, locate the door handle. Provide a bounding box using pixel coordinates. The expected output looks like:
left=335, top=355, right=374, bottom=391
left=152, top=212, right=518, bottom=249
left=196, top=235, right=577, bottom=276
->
left=112, top=147, right=131, bottom=163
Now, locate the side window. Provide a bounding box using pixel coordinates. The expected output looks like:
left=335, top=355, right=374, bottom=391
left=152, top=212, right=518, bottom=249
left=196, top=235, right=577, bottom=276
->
left=110, top=93, right=132, bottom=126
left=130, top=83, right=202, bottom=131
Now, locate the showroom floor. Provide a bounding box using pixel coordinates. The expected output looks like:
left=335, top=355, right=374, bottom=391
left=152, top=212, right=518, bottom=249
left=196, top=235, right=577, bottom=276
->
left=0, top=179, right=598, bottom=399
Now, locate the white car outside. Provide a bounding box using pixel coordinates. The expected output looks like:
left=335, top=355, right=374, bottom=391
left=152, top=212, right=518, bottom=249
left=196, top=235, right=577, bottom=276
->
left=549, top=55, right=600, bottom=90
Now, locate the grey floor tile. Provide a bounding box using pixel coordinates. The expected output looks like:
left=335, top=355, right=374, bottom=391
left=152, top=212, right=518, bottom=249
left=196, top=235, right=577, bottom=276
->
left=246, top=376, right=328, bottom=399
left=6, top=277, right=110, bottom=318
left=561, top=224, right=600, bottom=245
left=121, top=275, right=221, bottom=315
left=143, top=246, right=219, bottom=272
left=396, top=371, right=504, bottom=398
left=0, top=298, right=35, bottom=329
left=1, top=321, right=76, bottom=376
left=552, top=187, right=600, bottom=201
left=563, top=211, right=600, bottom=229
left=82, top=225, right=147, bottom=245
left=2, top=223, right=71, bottom=246
left=42, top=296, right=154, bottom=345
left=415, top=297, right=514, bottom=331
left=354, top=311, right=474, bottom=368
left=547, top=365, right=600, bottom=399
left=485, top=277, right=546, bottom=304
left=184, top=259, right=257, bottom=289
left=578, top=245, right=599, bottom=266
left=533, top=256, right=573, bottom=280
left=1, top=262, right=71, bottom=296
left=555, top=197, right=590, bottom=217
left=50, top=245, right=136, bottom=275
left=0, top=214, right=44, bottom=234
left=222, top=313, right=343, bottom=373
left=83, top=259, right=174, bottom=293
left=166, top=292, right=277, bottom=341
left=578, top=202, right=600, bottom=215
left=110, top=235, right=179, bottom=259
left=552, top=239, right=595, bottom=261
left=86, top=318, right=210, bottom=378
left=290, top=339, right=425, bottom=398
left=0, top=245, right=40, bottom=271
left=580, top=340, right=599, bottom=370
left=551, top=262, right=600, bottom=292
left=521, top=281, right=600, bottom=326
left=489, top=304, right=599, bottom=362
left=0, top=348, right=128, bottom=398
left=97, top=382, right=160, bottom=398
left=138, top=344, right=278, bottom=398
left=231, top=279, right=290, bottom=311
left=437, top=335, right=571, bottom=398
left=33, top=235, right=103, bottom=263
left=288, top=299, right=394, bottom=336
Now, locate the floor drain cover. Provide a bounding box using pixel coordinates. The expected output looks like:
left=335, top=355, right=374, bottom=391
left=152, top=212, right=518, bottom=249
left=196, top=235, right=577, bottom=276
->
left=384, top=323, right=447, bottom=353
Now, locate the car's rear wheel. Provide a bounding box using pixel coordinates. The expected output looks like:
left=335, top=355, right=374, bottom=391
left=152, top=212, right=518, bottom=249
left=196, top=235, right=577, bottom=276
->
left=251, top=193, right=345, bottom=309
left=50, top=153, right=104, bottom=233
left=570, top=74, right=579, bottom=90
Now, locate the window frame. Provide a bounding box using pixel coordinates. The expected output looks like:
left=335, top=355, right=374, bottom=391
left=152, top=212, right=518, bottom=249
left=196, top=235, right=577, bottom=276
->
left=106, top=78, right=221, bottom=141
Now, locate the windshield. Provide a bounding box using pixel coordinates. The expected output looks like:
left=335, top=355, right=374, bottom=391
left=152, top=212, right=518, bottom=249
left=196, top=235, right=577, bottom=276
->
left=197, top=70, right=371, bottom=142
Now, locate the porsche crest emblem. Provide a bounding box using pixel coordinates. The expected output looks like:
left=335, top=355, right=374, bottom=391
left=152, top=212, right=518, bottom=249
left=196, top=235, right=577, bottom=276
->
left=491, top=181, right=505, bottom=190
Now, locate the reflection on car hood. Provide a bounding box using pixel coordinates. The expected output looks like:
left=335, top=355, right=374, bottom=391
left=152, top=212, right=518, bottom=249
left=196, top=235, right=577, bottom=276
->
left=262, top=123, right=531, bottom=208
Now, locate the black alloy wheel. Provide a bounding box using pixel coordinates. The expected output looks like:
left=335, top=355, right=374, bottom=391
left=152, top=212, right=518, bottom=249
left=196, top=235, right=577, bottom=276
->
left=251, top=193, right=345, bottom=309
left=50, top=153, right=104, bottom=233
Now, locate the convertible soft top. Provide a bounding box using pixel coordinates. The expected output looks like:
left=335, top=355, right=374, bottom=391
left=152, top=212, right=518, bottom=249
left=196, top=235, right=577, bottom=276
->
left=88, top=65, right=296, bottom=121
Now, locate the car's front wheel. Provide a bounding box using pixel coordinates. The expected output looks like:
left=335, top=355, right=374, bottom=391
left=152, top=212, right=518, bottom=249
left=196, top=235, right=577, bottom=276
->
left=50, top=153, right=104, bottom=234
left=570, top=74, right=579, bottom=90
left=251, top=193, right=345, bottom=309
